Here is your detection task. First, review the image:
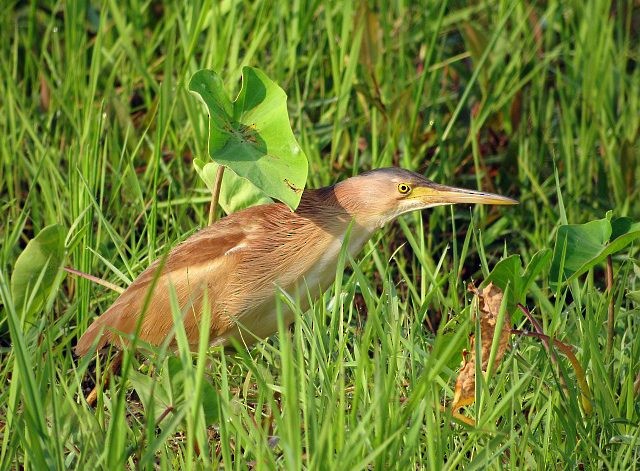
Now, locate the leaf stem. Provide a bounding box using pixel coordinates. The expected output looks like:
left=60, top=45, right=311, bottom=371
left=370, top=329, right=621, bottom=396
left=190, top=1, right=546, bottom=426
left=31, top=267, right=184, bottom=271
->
left=512, top=329, right=592, bottom=415
left=517, top=303, right=568, bottom=391
left=209, top=165, right=225, bottom=225
left=606, top=254, right=614, bottom=358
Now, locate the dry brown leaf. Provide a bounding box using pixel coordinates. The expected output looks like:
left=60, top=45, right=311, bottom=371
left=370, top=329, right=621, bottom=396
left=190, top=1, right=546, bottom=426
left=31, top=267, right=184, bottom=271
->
left=452, top=282, right=512, bottom=412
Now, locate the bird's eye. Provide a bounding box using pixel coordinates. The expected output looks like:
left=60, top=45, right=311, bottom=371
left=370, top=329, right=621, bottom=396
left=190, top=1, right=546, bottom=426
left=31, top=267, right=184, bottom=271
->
left=397, top=183, right=412, bottom=195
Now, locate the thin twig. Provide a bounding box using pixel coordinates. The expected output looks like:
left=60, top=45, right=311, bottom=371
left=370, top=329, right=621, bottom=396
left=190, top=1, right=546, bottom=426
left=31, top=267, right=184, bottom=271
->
left=605, top=254, right=615, bottom=358
left=64, top=266, right=125, bottom=294
left=209, top=165, right=225, bottom=225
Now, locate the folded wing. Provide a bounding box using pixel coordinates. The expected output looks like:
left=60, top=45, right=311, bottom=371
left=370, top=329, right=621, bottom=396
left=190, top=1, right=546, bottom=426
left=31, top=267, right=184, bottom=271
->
left=74, top=223, right=248, bottom=356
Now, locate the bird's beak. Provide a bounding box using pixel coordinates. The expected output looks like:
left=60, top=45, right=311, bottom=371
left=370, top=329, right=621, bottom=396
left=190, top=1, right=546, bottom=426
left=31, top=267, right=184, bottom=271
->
left=410, top=183, right=518, bottom=206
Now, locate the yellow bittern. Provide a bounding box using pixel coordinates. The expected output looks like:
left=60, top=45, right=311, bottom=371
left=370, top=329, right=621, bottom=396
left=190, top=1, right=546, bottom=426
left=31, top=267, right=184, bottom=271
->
left=75, top=168, right=516, bottom=356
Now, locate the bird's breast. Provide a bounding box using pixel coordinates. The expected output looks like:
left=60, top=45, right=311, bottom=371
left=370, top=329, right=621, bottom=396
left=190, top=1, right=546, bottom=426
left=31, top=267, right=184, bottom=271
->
left=212, top=218, right=374, bottom=347
left=278, top=227, right=373, bottom=311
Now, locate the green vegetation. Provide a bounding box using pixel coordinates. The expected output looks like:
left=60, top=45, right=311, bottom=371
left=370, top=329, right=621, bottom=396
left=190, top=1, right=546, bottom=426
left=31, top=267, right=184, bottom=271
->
left=189, top=67, right=308, bottom=213
left=1, top=0, right=639, bottom=468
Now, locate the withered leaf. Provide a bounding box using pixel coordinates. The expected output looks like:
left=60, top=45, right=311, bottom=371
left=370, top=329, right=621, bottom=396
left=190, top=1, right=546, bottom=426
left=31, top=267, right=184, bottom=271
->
left=452, top=283, right=512, bottom=411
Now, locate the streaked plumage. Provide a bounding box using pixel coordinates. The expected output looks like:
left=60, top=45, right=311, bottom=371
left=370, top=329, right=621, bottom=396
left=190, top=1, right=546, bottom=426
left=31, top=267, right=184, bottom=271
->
left=75, top=168, right=516, bottom=356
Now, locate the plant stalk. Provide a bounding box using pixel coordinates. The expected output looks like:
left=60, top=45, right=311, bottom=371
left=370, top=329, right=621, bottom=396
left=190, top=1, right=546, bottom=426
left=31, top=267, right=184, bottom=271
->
left=512, top=329, right=592, bottom=415
left=517, top=303, right=568, bottom=392
left=606, top=254, right=614, bottom=358
left=209, top=165, right=225, bottom=225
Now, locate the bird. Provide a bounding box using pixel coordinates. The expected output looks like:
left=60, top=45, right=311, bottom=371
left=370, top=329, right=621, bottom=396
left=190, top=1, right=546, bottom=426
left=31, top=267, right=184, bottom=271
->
left=75, top=167, right=517, bottom=357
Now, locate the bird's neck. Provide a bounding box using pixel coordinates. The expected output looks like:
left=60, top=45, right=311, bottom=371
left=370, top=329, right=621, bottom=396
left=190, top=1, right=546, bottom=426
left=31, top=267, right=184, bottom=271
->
left=296, top=186, right=383, bottom=235
left=266, top=187, right=380, bottom=292
left=277, top=204, right=374, bottom=308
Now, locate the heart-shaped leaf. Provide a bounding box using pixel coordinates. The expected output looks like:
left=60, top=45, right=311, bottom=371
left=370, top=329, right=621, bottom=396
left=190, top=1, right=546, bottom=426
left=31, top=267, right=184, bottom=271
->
left=189, top=67, right=308, bottom=210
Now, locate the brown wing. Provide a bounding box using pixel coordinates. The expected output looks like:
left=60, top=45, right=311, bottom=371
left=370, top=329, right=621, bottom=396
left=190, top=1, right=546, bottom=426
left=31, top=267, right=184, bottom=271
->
left=74, top=220, right=249, bottom=356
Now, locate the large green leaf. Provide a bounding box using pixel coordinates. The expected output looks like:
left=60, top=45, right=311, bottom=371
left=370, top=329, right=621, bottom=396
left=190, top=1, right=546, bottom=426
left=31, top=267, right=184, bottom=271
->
left=484, top=255, right=521, bottom=307
left=10, top=224, right=66, bottom=320
left=484, top=249, right=551, bottom=314
left=189, top=67, right=308, bottom=210
left=193, top=158, right=271, bottom=214
left=550, top=215, right=640, bottom=288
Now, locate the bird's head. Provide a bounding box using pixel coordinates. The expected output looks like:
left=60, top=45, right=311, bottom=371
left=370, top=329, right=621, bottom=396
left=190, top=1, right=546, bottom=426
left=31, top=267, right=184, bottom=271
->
left=333, top=168, right=518, bottom=229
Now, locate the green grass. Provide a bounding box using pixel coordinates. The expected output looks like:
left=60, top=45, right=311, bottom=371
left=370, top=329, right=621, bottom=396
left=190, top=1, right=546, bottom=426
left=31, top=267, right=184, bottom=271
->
left=1, top=0, right=639, bottom=468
